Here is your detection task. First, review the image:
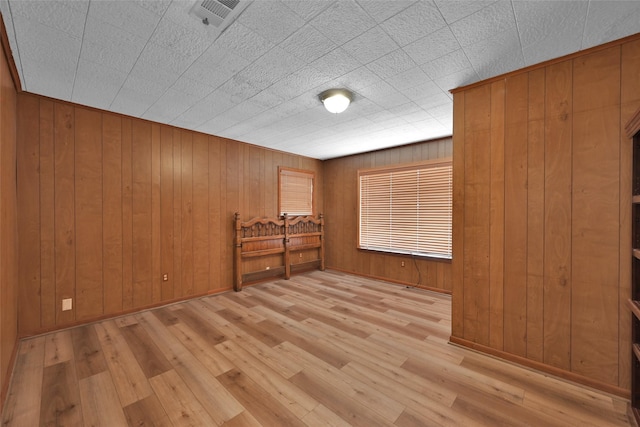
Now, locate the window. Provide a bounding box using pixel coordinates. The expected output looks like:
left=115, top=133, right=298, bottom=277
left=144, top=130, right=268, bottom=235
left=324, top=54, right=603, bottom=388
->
left=358, top=159, right=452, bottom=259
left=279, top=167, right=314, bottom=216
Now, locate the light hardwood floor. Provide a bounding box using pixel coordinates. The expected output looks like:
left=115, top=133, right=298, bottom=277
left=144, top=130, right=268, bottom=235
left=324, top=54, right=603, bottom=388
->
left=1, top=270, right=632, bottom=426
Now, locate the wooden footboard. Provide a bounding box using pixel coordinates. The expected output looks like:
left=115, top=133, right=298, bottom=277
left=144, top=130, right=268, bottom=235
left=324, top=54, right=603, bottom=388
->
left=234, top=213, right=324, bottom=291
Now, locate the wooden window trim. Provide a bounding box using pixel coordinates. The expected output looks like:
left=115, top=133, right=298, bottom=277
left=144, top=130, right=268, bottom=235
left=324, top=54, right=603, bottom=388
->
left=278, top=167, right=314, bottom=216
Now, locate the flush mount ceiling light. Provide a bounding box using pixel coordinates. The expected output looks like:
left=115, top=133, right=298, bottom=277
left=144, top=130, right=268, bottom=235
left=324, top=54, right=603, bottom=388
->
left=319, top=89, right=353, bottom=114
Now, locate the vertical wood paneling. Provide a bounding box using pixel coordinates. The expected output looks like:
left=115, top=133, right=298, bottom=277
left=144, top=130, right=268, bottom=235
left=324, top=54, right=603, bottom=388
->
left=54, top=103, right=75, bottom=325
left=103, top=113, right=123, bottom=315
left=75, top=108, right=103, bottom=320
left=452, top=37, right=640, bottom=392
left=172, top=128, right=182, bottom=299
left=121, top=118, right=133, bottom=310
left=151, top=124, right=161, bottom=303
left=209, top=136, right=221, bottom=289
left=526, top=68, right=545, bottom=362
left=17, top=95, right=41, bottom=333
left=17, top=97, right=323, bottom=336
left=489, top=80, right=505, bottom=350
left=463, top=86, right=491, bottom=346
left=503, top=74, right=529, bottom=357
left=543, top=60, right=573, bottom=370
left=192, top=134, right=209, bottom=295
left=160, top=126, right=174, bottom=301
left=132, top=121, right=152, bottom=307
left=181, top=131, right=193, bottom=296
left=452, top=93, right=465, bottom=337
left=571, top=47, right=620, bottom=384
left=39, top=100, right=55, bottom=327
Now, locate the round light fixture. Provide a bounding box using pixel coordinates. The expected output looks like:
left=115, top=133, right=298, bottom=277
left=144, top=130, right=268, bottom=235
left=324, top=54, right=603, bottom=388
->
left=319, top=89, right=352, bottom=114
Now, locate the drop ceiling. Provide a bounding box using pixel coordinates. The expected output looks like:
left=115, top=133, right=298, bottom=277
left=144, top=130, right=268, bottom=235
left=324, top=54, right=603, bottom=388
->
left=1, top=0, right=639, bottom=160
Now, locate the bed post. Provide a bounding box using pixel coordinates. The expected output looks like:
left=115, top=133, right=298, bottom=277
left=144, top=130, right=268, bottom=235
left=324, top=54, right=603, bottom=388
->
left=319, top=213, right=325, bottom=271
left=283, top=213, right=291, bottom=280
left=234, top=212, right=243, bottom=291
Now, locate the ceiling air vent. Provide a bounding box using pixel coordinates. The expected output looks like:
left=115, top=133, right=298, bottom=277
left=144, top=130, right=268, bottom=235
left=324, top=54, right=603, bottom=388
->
left=190, top=0, right=249, bottom=29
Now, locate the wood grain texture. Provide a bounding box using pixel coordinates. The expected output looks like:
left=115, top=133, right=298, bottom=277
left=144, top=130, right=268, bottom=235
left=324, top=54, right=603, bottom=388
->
left=503, top=73, right=529, bottom=358
left=453, top=38, right=638, bottom=391
left=1, top=272, right=631, bottom=426
left=571, top=47, right=621, bottom=385
left=15, top=96, right=323, bottom=335
left=323, top=137, right=453, bottom=294
left=463, top=86, right=491, bottom=346
left=489, top=80, right=505, bottom=350
left=543, top=59, right=573, bottom=371
left=75, top=107, right=103, bottom=320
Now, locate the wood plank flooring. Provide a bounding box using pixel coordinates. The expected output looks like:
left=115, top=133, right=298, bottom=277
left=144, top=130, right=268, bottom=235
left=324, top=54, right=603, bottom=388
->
left=1, top=270, right=631, bottom=426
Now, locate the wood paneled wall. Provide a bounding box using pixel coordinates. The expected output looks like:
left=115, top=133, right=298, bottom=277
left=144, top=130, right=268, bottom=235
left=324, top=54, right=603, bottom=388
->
left=451, top=36, right=640, bottom=394
left=323, top=139, right=452, bottom=292
left=0, top=21, right=17, bottom=410
left=16, top=95, right=323, bottom=336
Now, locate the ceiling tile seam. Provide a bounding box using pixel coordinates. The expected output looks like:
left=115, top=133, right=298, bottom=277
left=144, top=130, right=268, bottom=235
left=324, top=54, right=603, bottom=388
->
left=281, top=0, right=334, bottom=25
left=5, top=0, right=25, bottom=88
left=107, top=0, right=171, bottom=112
left=354, top=0, right=415, bottom=27
left=580, top=0, right=593, bottom=51
left=509, top=0, right=526, bottom=70
left=70, top=1, right=92, bottom=101
left=432, top=3, right=480, bottom=89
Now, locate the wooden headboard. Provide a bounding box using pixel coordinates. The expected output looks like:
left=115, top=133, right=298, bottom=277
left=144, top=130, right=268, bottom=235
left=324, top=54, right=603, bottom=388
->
left=233, top=213, right=324, bottom=291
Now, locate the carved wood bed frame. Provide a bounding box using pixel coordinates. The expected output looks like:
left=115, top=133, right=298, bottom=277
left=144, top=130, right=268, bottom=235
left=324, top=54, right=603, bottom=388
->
left=233, top=213, right=325, bottom=291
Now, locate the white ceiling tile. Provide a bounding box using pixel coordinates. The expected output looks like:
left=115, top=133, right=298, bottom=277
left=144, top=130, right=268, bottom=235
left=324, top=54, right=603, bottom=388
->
left=433, top=67, right=479, bottom=92
left=399, top=80, right=443, bottom=101
left=268, top=66, right=331, bottom=100
left=183, top=49, right=249, bottom=88
left=403, top=26, right=461, bottom=65
left=170, top=76, right=215, bottom=99
left=464, top=26, right=524, bottom=81
left=134, top=0, right=172, bottom=16
left=356, top=0, right=417, bottom=23
left=310, top=1, right=376, bottom=45
left=72, top=59, right=127, bottom=110
left=239, top=0, right=305, bottom=44
left=88, top=0, right=162, bottom=40
left=310, top=47, right=361, bottom=80
left=366, top=49, right=416, bottom=79
left=236, top=46, right=305, bottom=91
left=21, top=57, right=75, bottom=99
left=421, top=49, right=472, bottom=80
left=434, top=0, right=497, bottom=24
left=413, top=91, right=451, bottom=110
left=583, top=1, right=640, bottom=49
left=81, top=15, right=146, bottom=74
left=10, top=0, right=88, bottom=38
left=143, top=88, right=195, bottom=123
left=358, top=80, right=410, bottom=108
left=150, top=14, right=212, bottom=60
left=386, top=66, right=430, bottom=91
left=449, top=0, right=516, bottom=47
left=380, top=0, right=447, bottom=46
left=334, top=66, right=383, bottom=91
left=137, top=42, right=193, bottom=75
left=213, top=21, right=275, bottom=62
left=342, top=26, right=399, bottom=64
left=281, top=0, right=333, bottom=21
left=279, top=26, right=337, bottom=64
left=514, top=1, right=587, bottom=66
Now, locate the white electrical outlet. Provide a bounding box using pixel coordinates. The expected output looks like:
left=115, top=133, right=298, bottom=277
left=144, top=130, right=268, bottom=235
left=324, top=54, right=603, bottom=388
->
left=62, top=298, right=72, bottom=311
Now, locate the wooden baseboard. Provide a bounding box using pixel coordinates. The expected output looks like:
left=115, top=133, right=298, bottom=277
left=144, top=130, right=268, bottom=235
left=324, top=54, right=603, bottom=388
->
left=449, top=335, right=630, bottom=399
left=328, top=266, right=452, bottom=295
left=18, top=287, right=233, bottom=339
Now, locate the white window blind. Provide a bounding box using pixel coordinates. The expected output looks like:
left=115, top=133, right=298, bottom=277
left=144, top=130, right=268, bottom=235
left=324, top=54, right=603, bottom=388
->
left=279, top=167, right=314, bottom=216
left=358, top=160, right=452, bottom=259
